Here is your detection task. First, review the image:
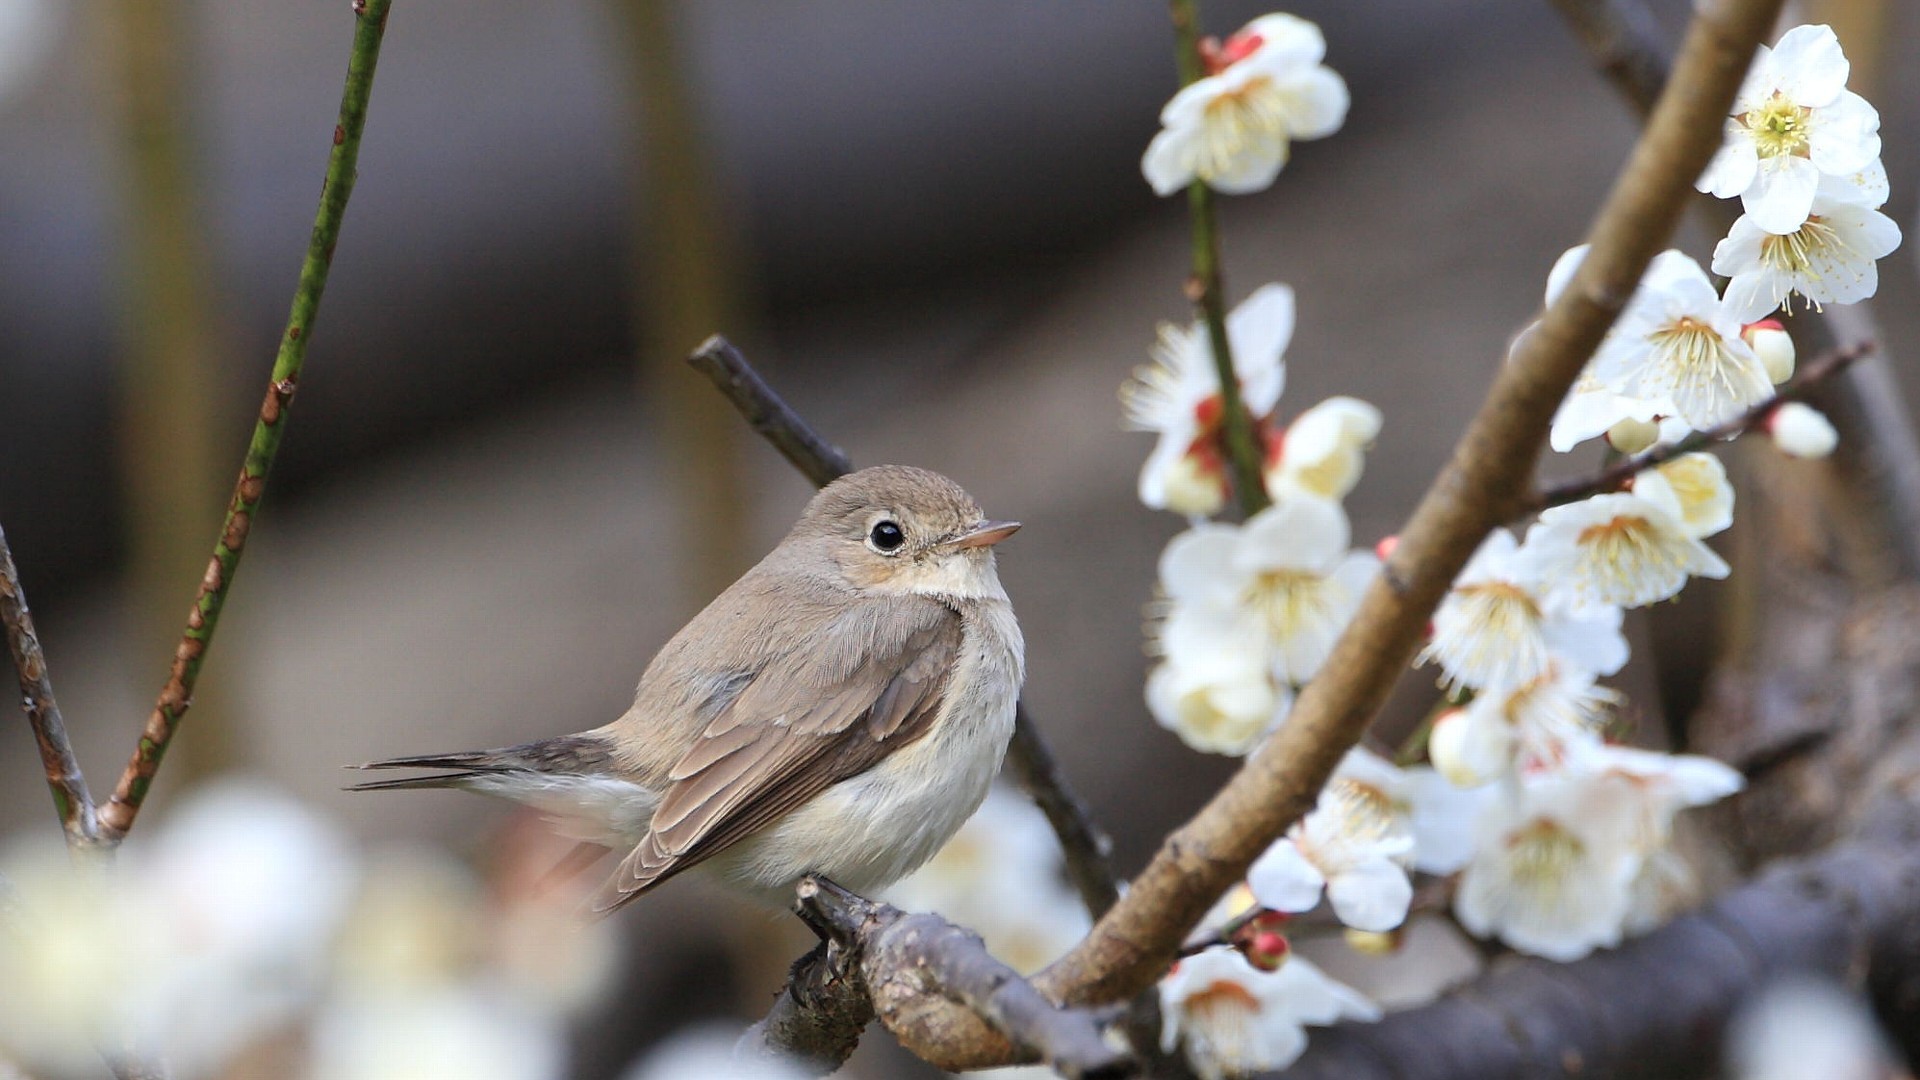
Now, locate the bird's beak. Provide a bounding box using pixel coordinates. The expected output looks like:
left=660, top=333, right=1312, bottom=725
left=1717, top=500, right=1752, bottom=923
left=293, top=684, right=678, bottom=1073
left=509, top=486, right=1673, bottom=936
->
left=946, top=520, right=1021, bottom=550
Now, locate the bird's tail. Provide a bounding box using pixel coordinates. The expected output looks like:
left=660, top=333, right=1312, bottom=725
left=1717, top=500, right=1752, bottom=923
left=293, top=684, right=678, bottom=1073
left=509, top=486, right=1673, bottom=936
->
left=345, top=735, right=618, bottom=793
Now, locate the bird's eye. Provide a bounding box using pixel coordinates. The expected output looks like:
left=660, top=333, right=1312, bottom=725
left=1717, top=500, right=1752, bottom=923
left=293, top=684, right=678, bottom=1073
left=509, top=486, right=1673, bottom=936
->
left=868, top=520, right=906, bottom=553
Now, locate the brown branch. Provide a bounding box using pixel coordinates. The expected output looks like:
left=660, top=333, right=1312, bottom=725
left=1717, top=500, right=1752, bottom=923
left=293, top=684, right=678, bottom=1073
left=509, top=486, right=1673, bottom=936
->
left=1530, top=339, right=1876, bottom=511
left=95, top=0, right=395, bottom=841
left=686, top=334, right=1122, bottom=919
left=1281, top=831, right=1920, bottom=1077
left=0, top=526, right=98, bottom=848
left=742, top=877, right=1131, bottom=1078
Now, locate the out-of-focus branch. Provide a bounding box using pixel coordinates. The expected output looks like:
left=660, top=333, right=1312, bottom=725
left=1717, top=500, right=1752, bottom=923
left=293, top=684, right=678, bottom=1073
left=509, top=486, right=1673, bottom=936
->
left=743, top=877, right=1130, bottom=1078
left=96, top=0, right=396, bottom=841
left=1549, top=0, right=1920, bottom=584
left=0, top=527, right=97, bottom=848
left=686, top=335, right=1122, bottom=919
left=1282, top=836, right=1920, bottom=1079
left=686, top=336, right=853, bottom=487
left=1531, top=339, right=1875, bottom=510
left=1167, top=0, right=1270, bottom=519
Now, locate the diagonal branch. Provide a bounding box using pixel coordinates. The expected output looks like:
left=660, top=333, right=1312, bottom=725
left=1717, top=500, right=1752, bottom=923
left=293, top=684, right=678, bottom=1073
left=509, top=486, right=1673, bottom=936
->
left=687, top=335, right=1122, bottom=919
left=96, top=0, right=397, bottom=841
left=1531, top=339, right=1875, bottom=511
left=0, top=526, right=98, bottom=848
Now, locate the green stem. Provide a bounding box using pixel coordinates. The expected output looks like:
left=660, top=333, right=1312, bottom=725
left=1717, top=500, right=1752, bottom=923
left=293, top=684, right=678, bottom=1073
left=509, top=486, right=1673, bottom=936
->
left=1169, top=0, right=1271, bottom=519
left=97, top=0, right=395, bottom=841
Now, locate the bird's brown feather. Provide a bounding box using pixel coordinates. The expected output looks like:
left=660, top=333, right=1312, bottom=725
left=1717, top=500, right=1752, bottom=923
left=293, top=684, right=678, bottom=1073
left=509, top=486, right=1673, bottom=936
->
left=589, top=597, right=961, bottom=913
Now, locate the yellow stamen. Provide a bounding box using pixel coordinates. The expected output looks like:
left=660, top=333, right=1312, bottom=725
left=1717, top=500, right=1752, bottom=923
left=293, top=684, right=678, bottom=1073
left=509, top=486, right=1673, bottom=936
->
left=1743, top=93, right=1812, bottom=159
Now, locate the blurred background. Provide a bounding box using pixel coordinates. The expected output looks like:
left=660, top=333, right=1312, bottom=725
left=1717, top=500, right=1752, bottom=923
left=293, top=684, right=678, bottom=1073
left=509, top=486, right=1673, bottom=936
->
left=0, top=0, right=1915, bottom=1075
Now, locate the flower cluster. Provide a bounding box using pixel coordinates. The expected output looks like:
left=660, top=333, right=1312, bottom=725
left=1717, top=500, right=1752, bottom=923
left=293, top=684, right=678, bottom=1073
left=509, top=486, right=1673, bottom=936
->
left=1123, top=17, right=1889, bottom=1079
left=0, top=781, right=615, bottom=1079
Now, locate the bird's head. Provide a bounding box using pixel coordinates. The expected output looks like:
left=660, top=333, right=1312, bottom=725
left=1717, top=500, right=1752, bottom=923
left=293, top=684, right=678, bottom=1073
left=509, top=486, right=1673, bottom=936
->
left=795, top=465, right=1019, bottom=600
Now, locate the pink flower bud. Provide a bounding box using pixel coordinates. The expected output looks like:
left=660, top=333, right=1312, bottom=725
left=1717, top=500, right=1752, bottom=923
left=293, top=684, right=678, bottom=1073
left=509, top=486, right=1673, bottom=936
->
left=1242, top=930, right=1291, bottom=972
left=1374, top=535, right=1399, bottom=561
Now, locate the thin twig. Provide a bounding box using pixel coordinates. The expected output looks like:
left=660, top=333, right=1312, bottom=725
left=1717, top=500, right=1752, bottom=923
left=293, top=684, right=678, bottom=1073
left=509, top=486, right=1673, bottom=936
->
left=95, top=0, right=396, bottom=840
left=685, top=335, right=1122, bottom=919
left=1531, top=340, right=1876, bottom=510
left=0, top=527, right=98, bottom=848
left=1167, top=0, right=1270, bottom=519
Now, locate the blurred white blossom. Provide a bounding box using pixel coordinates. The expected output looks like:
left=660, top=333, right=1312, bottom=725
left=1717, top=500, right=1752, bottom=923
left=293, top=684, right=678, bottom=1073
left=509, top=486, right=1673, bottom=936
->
left=1696, top=24, right=1882, bottom=234
left=1141, top=13, right=1347, bottom=196
left=310, top=986, right=565, bottom=1080
left=1147, top=612, right=1291, bottom=755
left=1744, top=320, right=1797, bottom=384
left=1124, top=284, right=1294, bottom=514
left=1157, top=494, right=1378, bottom=685
left=1452, top=768, right=1642, bottom=961
left=886, top=786, right=1089, bottom=976
left=624, top=1025, right=808, bottom=1080
left=1159, top=945, right=1377, bottom=1079
left=1768, top=401, right=1839, bottom=458
left=1428, top=661, right=1620, bottom=787
left=1727, top=977, right=1896, bottom=1080
left=1265, top=396, right=1382, bottom=501
left=1420, top=529, right=1628, bottom=692
left=1633, top=452, right=1735, bottom=541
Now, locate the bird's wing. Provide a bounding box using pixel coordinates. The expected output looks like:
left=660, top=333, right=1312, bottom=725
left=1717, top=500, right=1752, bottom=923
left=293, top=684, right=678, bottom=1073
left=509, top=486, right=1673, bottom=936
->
left=589, top=596, right=963, bottom=914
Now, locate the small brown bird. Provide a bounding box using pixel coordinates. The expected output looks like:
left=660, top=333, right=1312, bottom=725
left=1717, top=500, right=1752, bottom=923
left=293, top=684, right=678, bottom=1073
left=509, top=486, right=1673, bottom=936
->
left=351, top=465, right=1024, bottom=914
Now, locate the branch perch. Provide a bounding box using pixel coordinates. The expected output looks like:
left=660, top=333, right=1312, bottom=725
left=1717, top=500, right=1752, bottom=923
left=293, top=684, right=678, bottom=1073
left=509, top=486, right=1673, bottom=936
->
left=687, top=335, right=1122, bottom=920
left=0, top=526, right=97, bottom=847
left=744, top=877, right=1130, bottom=1078
left=1531, top=339, right=1875, bottom=510
left=96, top=0, right=396, bottom=840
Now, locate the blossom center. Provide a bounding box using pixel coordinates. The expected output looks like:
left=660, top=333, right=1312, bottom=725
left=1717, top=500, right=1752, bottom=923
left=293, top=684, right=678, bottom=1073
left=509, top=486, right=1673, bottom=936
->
left=1243, top=570, right=1333, bottom=643
left=1322, top=778, right=1398, bottom=844
left=1758, top=216, right=1852, bottom=286
left=1645, top=317, right=1748, bottom=404
left=1506, top=818, right=1584, bottom=896
left=1744, top=93, right=1812, bottom=159
left=1198, top=78, right=1289, bottom=176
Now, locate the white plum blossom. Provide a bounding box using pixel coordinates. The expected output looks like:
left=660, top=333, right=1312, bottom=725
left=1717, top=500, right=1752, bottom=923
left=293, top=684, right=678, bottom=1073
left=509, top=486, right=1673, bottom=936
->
left=625, top=1025, right=809, bottom=1080
left=1266, top=395, right=1383, bottom=501
left=1696, top=24, right=1883, bottom=234
left=1244, top=749, right=1428, bottom=926
left=1159, top=493, right=1379, bottom=685
left=310, top=986, right=566, bottom=1080
left=1713, top=170, right=1902, bottom=322
left=1521, top=491, right=1730, bottom=611
left=1569, top=742, right=1745, bottom=847
left=1159, top=946, right=1378, bottom=1079
left=1428, top=661, right=1621, bottom=788
left=1633, top=452, right=1735, bottom=541
left=1727, top=977, right=1897, bottom=1080
left=1453, top=768, right=1644, bottom=961
left=1420, top=529, right=1629, bottom=692
left=1141, top=13, right=1348, bottom=196
left=1769, top=401, right=1839, bottom=458
left=1124, top=284, right=1294, bottom=514
left=1148, top=609, right=1291, bottom=755
left=1595, top=250, right=1773, bottom=430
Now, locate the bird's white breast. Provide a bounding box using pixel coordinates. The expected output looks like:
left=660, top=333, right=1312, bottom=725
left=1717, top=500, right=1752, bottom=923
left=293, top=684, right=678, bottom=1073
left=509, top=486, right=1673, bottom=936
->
left=710, top=597, right=1024, bottom=904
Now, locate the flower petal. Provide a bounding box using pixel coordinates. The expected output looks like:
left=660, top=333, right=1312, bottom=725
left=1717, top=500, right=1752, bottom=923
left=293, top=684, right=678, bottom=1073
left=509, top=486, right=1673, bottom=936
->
left=1326, top=858, right=1413, bottom=932
left=1247, top=840, right=1327, bottom=913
